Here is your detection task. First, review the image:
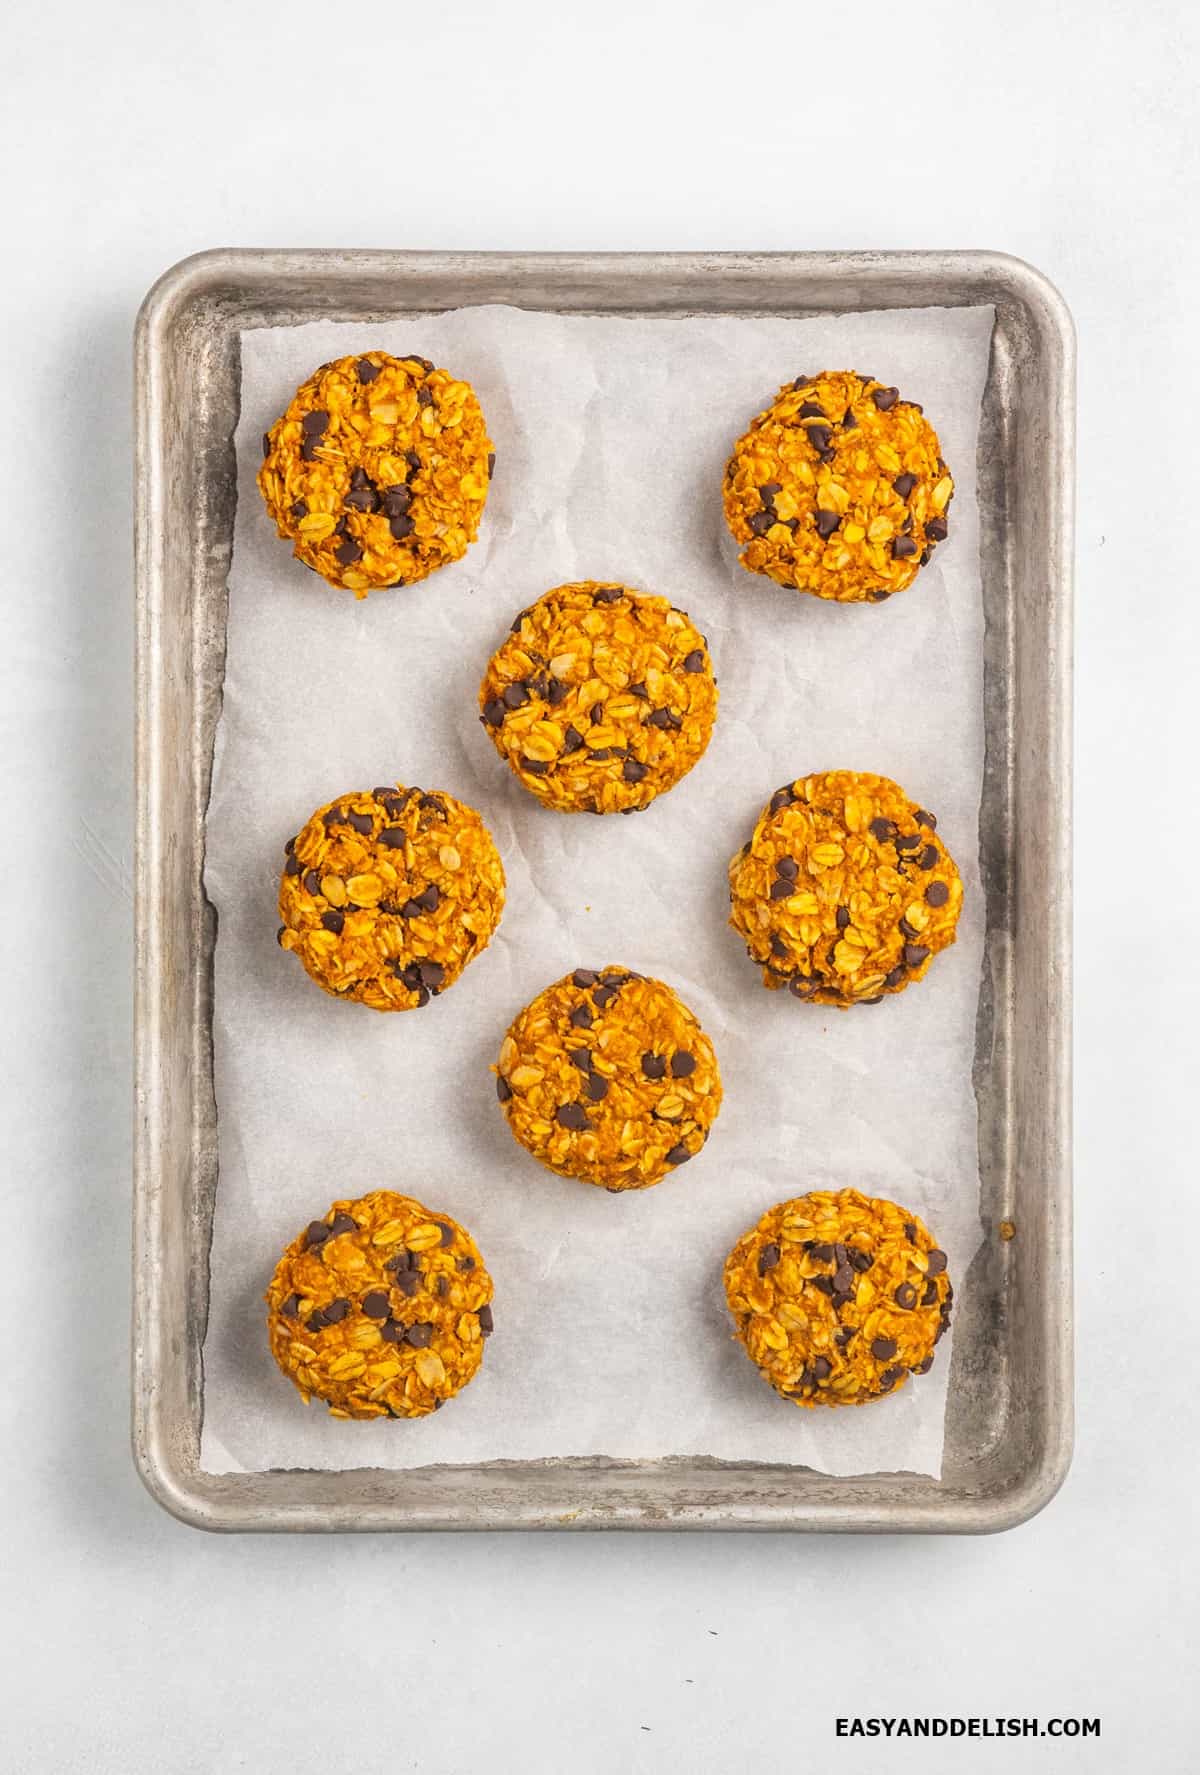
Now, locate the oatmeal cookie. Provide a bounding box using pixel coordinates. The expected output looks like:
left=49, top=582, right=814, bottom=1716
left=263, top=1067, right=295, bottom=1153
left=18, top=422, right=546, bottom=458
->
left=278, top=783, right=504, bottom=1011
left=479, top=582, right=717, bottom=813
left=266, top=1189, right=494, bottom=1419
left=495, top=967, right=722, bottom=1189
left=728, top=770, right=962, bottom=1006
left=258, top=351, right=494, bottom=595
left=723, top=370, right=953, bottom=602
left=723, top=1189, right=952, bottom=1408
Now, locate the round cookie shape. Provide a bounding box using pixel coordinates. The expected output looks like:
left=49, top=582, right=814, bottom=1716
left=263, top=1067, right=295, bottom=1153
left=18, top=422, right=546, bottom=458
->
left=728, top=770, right=962, bottom=1006
left=258, top=351, right=494, bottom=596
left=723, top=1189, right=952, bottom=1408
left=266, top=1189, right=495, bottom=1419
left=495, top=967, right=722, bottom=1190
left=278, top=783, right=505, bottom=1011
left=479, top=582, right=718, bottom=814
left=723, top=370, right=953, bottom=603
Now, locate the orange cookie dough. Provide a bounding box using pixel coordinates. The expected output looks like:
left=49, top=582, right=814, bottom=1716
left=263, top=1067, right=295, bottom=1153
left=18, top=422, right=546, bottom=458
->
left=495, top=967, right=722, bottom=1190
left=266, top=1190, right=495, bottom=1420
left=278, top=783, right=504, bottom=1011
left=478, top=582, right=717, bottom=814
left=723, top=1189, right=952, bottom=1408
left=723, top=370, right=953, bottom=602
left=257, top=350, right=494, bottom=595
left=728, top=771, right=962, bottom=1006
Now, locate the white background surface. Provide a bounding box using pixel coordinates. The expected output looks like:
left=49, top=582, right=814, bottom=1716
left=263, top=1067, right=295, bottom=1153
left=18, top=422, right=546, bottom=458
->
left=2, top=1, right=1196, bottom=1770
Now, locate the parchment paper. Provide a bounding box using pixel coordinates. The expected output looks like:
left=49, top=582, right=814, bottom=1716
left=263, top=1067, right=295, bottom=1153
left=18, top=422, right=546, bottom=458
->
left=201, top=301, right=993, bottom=1478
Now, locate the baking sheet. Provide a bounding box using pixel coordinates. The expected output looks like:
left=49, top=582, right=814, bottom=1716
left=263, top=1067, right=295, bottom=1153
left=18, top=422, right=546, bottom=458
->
left=200, top=301, right=993, bottom=1478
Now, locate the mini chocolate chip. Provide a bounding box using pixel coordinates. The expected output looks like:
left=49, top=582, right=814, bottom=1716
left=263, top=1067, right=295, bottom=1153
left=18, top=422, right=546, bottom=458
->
left=458, top=1254, right=476, bottom=1273
left=642, top=1052, right=667, bottom=1080
left=925, top=1248, right=948, bottom=1276
left=290, top=498, right=309, bottom=520
left=305, top=1221, right=331, bottom=1247
left=893, top=472, right=917, bottom=499
left=389, top=513, right=415, bottom=541
left=926, top=515, right=949, bottom=542
left=321, top=909, right=344, bottom=935
left=835, top=905, right=850, bottom=930
left=623, top=758, right=648, bottom=784
left=925, top=880, right=950, bottom=907
left=835, top=1325, right=857, bottom=1347
left=347, top=810, right=372, bottom=835
left=556, top=1102, right=590, bottom=1131
left=586, top=1073, right=609, bottom=1102
left=758, top=1243, right=781, bottom=1275
left=872, top=386, right=899, bottom=411
left=903, top=944, right=930, bottom=968
left=406, top=1322, right=434, bottom=1347
left=562, top=725, right=585, bottom=753
left=281, top=1294, right=300, bottom=1318
left=670, top=1051, right=696, bottom=1078
left=477, top=1304, right=494, bottom=1336
left=895, top=1283, right=917, bottom=1310
left=916, top=808, right=937, bottom=830
left=569, top=1003, right=593, bottom=1029
left=405, top=449, right=422, bottom=475
left=586, top=702, right=604, bottom=726
left=797, top=402, right=825, bottom=420
left=813, top=508, right=841, bottom=539
left=666, top=1143, right=693, bottom=1166
left=496, top=1075, right=513, bottom=1102
left=361, top=1291, right=390, bottom=1319
left=917, top=845, right=939, bottom=872
left=547, top=677, right=567, bottom=707
left=791, top=374, right=814, bottom=389
left=355, top=357, right=379, bottom=383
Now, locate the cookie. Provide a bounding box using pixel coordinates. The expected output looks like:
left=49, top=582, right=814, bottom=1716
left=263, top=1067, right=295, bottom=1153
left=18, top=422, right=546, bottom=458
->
left=723, top=370, right=953, bottom=602
left=479, top=582, right=718, bottom=814
left=257, top=351, right=494, bottom=596
left=266, top=1190, right=495, bottom=1419
left=278, top=783, right=504, bottom=1011
left=495, top=967, right=722, bottom=1190
left=728, top=771, right=962, bottom=1006
left=723, top=1189, right=952, bottom=1408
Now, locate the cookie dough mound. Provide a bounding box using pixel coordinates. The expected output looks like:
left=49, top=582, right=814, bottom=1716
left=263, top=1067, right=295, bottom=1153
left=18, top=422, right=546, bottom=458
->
left=724, top=1189, right=952, bottom=1408
left=479, top=582, right=718, bottom=813
left=278, top=783, right=505, bottom=1011
left=266, top=1189, right=495, bottom=1419
left=728, top=770, right=962, bottom=1006
left=723, top=370, right=953, bottom=602
left=495, top=967, right=722, bottom=1189
left=258, top=351, right=494, bottom=596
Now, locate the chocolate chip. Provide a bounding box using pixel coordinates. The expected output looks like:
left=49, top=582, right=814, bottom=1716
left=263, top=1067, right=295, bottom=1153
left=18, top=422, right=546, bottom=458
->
left=911, top=1355, right=934, bottom=1375
left=290, top=498, right=309, bottom=519
left=477, top=1304, right=494, bottom=1336
left=917, top=845, right=939, bottom=872
left=593, top=586, right=623, bottom=604
left=893, top=473, right=917, bottom=500
left=894, top=832, right=922, bottom=851
left=891, top=535, right=917, bottom=559
left=406, top=1322, right=434, bottom=1347
left=835, top=905, right=850, bottom=930
left=872, top=386, right=899, bottom=411
left=774, top=856, right=799, bottom=882
left=487, top=452, right=496, bottom=479
left=642, top=1052, right=667, bottom=1080
left=926, top=515, right=949, bottom=542
left=556, top=1102, right=590, bottom=1131
left=670, top=1051, right=695, bottom=1078
left=501, top=682, right=529, bottom=711
left=437, top=1222, right=455, bottom=1248
left=666, top=1143, right=693, bottom=1166
left=806, top=424, right=833, bottom=455
left=361, top=1290, right=390, bottom=1319
left=758, top=483, right=782, bottom=505
left=814, top=508, right=841, bottom=539
left=849, top=1248, right=873, bottom=1272
left=562, top=725, right=585, bottom=753
left=748, top=510, right=774, bottom=536
left=416, top=385, right=434, bottom=407
left=301, top=409, right=329, bottom=435
left=925, top=1248, right=948, bottom=1276
left=306, top=1309, right=327, bottom=1331
left=878, top=1366, right=904, bottom=1389
left=623, top=758, right=648, bottom=784
left=811, top=1242, right=834, bottom=1264
left=380, top=1319, right=403, bottom=1343
left=543, top=677, right=567, bottom=709
left=903, top=944, right=930, bottom=968
left=416, top=959, right=445, bottom=989
left=569, top=1003, right=593, bottom=1029
left=381, top=484, right=412, bottom=518
left=318, top=908, right=344, bottom=936
left=335, top=535, right=364, bottom=566
left=769, top=785, right=796, bottom=813
left=925, top=880, right=950, bottom=908
left=769, top=877, right=793, bottom=900
left=797, top=402, right=825, bottom=420
left=791, top=374, right=814, bottom=389
left=394, top=1270, right=421, bottom=1298
left=904, top=1221, right=918, bottom=1242
left=758, top=1243, right=781, bottom=1275
left=586, top=1073, right=609, bottom=1102
left=496, top=1075, right=513, bottom=1104
left=305, top=1220, right=331, bottom=1248
left=833, top=1263, right=854, bottom=1295
left=564, top=1047, right=591, bottom=1076
left=284, top=853, right=302, bottom=877
left=324, top=1299, right=350, bottom=1324
left=281, top=1294, right=300, bottom=1318
left=895, top=1284, right=917, bottom=1310
left=355, top=358, right=379, bottom=383
left=884, top=967, right=905, bottom=988
left=330, top=1214, right=357, bottom=1235
left=812, top=1356, right=833, bottom=1381
left=587, top=702, right=605, bottom=726
left=458, top=1255, right=476, bottom=1273
left=346, top=808, right=372, bottom=836
left=405, top=449, right=422, bottom=476
left=835, top=1325, right=857, bottom=1347
left=389, top=513, right=415, bottom=541
left=344, top=485, right=379, bottom=513
left=810, top=1275, right=834, bottom=1297
left=572, top=969, right=598, bottom=988
left=869, top=817, right=896, bottom=843
left=592, top=985, right=617, bottom=1010
left=262, top=432, right=271, bottom=458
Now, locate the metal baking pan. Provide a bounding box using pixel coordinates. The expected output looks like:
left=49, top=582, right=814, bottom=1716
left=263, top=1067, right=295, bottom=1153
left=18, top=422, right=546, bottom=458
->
left=133, top=249, right=1073, bottom=1532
